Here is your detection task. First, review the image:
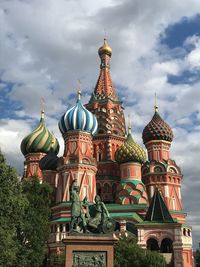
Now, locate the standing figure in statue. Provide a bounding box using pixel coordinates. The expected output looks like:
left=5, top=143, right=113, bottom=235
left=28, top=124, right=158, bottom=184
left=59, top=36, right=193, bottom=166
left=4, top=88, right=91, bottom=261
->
left=69, top=180, right=87, bottom=233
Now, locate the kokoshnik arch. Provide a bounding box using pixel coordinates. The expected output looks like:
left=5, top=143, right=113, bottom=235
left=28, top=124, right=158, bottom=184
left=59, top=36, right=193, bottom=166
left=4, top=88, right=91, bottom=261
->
left=20, top=39, right=194, bottom=267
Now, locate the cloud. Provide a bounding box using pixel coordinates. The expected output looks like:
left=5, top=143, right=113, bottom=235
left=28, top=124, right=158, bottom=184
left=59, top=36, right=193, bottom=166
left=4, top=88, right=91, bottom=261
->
left=0, top=0, right=200, bottom=249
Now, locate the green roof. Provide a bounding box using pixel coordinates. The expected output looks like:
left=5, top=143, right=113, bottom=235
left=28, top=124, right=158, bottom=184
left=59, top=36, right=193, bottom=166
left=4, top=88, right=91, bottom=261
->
left=110, top=212, right=143, bottom=222
left=144, top=188, right=174, bottom=223
left=106, top=203, right=148, bottom=210
left=50, top=217, right=71, bottom=223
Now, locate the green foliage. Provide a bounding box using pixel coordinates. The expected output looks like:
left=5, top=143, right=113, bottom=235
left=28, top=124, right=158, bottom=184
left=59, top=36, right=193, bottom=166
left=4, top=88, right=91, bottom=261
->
left=49, top=253, right=65, bottom=267
left=0, top=151, right=26, bottom=266
left=114, top=236, right=166, bottom=267
left=195, top=249, right=200, bottom=267
left=17, top=176, right=53, bottom=267
left=0, top=150, right=53, bottom=267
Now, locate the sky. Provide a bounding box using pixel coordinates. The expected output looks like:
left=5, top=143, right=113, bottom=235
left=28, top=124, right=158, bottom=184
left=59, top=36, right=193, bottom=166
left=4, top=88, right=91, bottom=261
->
left=0, top=0, right=200, bottom=249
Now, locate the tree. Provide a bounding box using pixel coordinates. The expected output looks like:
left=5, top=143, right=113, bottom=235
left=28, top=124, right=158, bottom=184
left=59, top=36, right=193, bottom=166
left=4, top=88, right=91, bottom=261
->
left=114, top=236, right=166, bottom=267
left=49, top=253, right=65, bottom=267
left=195, top=249, right=200, bottom=267
left=0, top=151, right=26, bottom=266
left=16, top=176, right=53, bottom=267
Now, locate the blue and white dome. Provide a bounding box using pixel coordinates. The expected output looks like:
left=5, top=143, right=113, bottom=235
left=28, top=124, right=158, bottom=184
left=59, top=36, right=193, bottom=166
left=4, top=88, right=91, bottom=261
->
left=59, top=93, right=98, bottom=135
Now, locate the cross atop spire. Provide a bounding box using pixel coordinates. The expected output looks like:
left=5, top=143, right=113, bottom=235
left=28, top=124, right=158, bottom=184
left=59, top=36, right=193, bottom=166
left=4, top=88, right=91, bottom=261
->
left=128, top=114, right=132, bottom=134
left=154, top=92, right=159, bottom=112
left=77, top=80, right=81, bottom=100
left=40, top=97, right=45, bottom=119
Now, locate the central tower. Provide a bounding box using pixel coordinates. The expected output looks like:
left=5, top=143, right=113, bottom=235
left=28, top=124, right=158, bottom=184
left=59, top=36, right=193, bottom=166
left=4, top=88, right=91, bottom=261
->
left=86, top=39, right=126, bottom=203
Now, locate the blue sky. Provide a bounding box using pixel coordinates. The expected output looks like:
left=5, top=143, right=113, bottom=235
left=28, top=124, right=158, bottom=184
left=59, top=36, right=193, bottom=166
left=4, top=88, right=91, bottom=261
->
left=0, top=0, right=200, bottom=249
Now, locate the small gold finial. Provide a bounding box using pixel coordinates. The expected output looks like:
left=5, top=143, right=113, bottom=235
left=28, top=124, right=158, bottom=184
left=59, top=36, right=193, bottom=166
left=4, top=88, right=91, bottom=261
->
left=77, top=80, right=81, bottom=100
left=128, top=114, right=132, bottom=134
left=104, top=28, right=107, bottom=40
left=40, top=97, right=45, bottom=118
left=154, top=92, right=159, bottom=112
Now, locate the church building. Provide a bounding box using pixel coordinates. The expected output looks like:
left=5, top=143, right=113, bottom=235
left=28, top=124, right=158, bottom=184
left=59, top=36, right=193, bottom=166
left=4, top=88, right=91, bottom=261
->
left=20, top=39, right=194, bottom=267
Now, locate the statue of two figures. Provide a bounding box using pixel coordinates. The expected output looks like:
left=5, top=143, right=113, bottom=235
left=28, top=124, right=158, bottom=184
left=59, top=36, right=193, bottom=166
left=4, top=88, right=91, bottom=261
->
left=70, top=181, right=115, bottom=234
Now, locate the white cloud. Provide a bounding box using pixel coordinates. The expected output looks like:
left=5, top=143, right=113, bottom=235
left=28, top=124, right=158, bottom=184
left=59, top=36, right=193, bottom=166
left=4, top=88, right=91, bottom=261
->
left=0, top=0, right=200, bottom=248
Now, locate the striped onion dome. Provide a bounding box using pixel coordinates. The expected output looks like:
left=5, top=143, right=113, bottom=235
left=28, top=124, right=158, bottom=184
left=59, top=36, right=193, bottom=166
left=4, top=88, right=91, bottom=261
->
left=115, top=128, right=146, bottom=164
left=142, top=108, right=173, bottom=144
left=21, top=111, right=60, bottom=156
left=59, top=92, right=98, bottom=135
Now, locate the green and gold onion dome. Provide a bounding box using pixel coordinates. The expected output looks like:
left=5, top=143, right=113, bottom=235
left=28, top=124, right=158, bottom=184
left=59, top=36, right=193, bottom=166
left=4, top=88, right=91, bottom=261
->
left=21, top=111, right=60, bottom=156
left=115, top=127, right=146, bottom=164
left=142, top=106, right=173, bottom=144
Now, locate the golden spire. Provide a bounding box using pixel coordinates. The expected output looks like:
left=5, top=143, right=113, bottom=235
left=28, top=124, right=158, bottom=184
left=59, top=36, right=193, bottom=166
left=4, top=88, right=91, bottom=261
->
left=128, top=114, right=132, bottom=134
left=77, top=80, right=81, bottom=100
left=154, top=92, right=159, bottom=112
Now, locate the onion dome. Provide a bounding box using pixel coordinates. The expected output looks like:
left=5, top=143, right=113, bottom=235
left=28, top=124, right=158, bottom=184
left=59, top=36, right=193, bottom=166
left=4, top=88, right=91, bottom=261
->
left=59, top=91, right=98, bottom=135
left=115, top=127, right=146, bottom=164
left=39, top=149, right=59, bottom=171
left=98, top=38, right=112, bottom=57
left=21, top=111, right=60, bottom=156
left=142, top=106, right=173, bottom=144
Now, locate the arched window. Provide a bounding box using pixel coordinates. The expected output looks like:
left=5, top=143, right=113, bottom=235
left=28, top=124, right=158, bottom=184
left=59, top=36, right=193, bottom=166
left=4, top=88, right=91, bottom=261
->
left=172, top=197, right=176, bottom=210
left=112, top=183, right=117, bottom=201
left=97, top=183, right=102, bottom=196
left=160, top=238, right=173, bottom=253
left=183, top=228, right=186, bottom=236
left=103, top=183, right=110, bottom=193
left=72, top=142, right=76, bottom=153
left=188, top=229, right=191, bottom=236
left=147, top=238, right=159, bottom=251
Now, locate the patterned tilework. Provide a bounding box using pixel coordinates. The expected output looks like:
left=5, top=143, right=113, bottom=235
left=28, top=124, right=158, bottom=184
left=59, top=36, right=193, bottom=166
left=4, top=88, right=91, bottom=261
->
left=115, top=133, right=146, bottom=164
left=116, top=179, right=148, bottom=205
left=142, top=111, right=173, bottom=144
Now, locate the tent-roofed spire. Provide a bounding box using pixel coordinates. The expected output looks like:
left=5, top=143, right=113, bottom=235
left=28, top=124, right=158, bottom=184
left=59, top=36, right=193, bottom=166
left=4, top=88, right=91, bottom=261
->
left=144, top=187, right=174, bottom=223
left=92, top=38, right=118, bottom=102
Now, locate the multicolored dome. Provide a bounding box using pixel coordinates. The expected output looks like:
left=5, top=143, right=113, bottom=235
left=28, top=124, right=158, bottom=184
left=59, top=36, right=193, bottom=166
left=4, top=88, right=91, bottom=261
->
left=59, top=92, right=98, bottom=135
left=98, top=38, right=112, bottom=57
left=21, top=111, right=60, bottom=156
left=115, top=129, right=146, bottom=164
left=142, top=109, right=173, bottom=144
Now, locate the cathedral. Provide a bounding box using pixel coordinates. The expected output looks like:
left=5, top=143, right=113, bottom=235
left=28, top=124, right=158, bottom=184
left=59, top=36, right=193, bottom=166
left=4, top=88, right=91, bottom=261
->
left=20, top=39, right=194, bottom=267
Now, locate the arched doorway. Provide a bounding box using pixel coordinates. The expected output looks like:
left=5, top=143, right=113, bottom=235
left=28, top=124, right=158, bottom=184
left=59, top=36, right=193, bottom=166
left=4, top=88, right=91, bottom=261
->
left=160, top=238, right=173, bottom=253
left=147, top=238, right=159, bottom=251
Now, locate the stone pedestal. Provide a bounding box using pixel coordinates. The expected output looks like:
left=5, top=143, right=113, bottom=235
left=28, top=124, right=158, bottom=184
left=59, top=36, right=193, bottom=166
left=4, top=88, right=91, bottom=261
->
left=63, top=233, right=118, bottom=267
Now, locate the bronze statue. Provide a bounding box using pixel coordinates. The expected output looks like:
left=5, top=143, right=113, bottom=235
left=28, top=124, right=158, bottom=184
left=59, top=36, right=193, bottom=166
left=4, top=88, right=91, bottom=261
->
left=69, top=180, right=87, bottom=233
left=69, top=181, right=115, bottom=234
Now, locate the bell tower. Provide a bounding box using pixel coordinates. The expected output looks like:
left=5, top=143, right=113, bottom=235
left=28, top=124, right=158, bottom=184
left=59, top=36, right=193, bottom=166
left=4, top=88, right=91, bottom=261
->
left=142, top=102, right=185, bottom=223
left=86, top=39, right=126, bottom=203
left=57, top=91, right=98, bottom=203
